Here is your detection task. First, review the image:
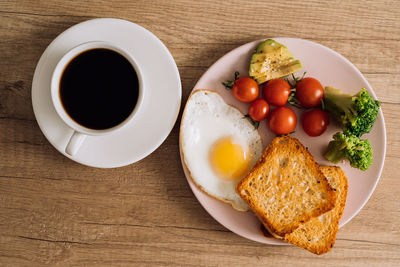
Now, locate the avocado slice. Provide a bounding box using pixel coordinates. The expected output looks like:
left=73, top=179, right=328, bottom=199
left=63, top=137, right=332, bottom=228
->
left=249, top=39, right=302, bottom=84
left=250, top=47, right=294, bottom=64
left=255, top=39, right=285, bottom=54
left=249, top=46, right=296, bottom=75
left=252, top=59, right=303, bottom=84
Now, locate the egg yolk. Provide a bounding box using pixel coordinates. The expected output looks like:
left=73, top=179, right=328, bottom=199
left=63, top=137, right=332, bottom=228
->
left=209, top=136, right=250, bottom=180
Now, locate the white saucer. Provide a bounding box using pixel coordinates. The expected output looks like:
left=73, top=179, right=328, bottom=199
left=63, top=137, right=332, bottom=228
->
left=32, top=18, right=182, bottom=168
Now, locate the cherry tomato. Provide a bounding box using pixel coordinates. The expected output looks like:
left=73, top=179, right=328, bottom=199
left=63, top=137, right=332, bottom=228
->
left=295, top=77, right=324, bottom=108
left=263, top=79, right=291, bottom=106
left=232, top=77, right=259, bottom=103
left=268, top=106, right=297, bottom=135
left=249, top=99, right=270, bottom=121
left=302, top=108, right=330, bottom=137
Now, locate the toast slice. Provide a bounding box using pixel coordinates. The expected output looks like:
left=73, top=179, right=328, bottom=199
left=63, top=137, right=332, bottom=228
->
left=284, top=166, right=348, bottom=254
left=237, top=136, right=336, bottom=237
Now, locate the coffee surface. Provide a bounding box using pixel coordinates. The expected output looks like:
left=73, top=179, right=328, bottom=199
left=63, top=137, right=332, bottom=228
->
left=60, top=48, right=139, bottom=130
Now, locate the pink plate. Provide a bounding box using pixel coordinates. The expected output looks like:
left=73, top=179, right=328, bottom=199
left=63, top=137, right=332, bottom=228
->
left=179, top=38, right=386, bottom=245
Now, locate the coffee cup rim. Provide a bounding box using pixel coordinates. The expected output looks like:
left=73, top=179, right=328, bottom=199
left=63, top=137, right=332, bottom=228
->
left=50, top=40, right=144, bottom=136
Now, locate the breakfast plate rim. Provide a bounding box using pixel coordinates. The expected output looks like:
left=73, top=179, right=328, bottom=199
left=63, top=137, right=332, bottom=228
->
left=180, top=37, right=386, bottom=245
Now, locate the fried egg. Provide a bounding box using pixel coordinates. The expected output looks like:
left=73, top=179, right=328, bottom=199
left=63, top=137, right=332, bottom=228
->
left=180, top=90, right=263, bottom=211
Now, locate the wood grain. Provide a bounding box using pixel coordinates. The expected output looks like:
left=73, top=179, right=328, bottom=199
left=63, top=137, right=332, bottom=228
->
left=0, top=0, right=399, bottom=266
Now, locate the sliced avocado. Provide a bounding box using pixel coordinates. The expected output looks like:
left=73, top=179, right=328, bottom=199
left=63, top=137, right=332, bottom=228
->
left=249, top=47, right=297, bottom=76
left=249, top=57, right=302, bottom=77
left=249, top=39, right=302, bottom=84
left=255, top=39, right=285, bottom=54
left=252, top=60, right=302, bottom=84
left=250, top=47, right=294, bottom=64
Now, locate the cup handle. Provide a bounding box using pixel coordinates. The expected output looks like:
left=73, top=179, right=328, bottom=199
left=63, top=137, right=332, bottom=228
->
left=65, top=131, right=87, bottom=156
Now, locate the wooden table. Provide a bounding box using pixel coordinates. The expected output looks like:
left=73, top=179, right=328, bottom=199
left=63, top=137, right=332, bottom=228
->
left=1, top=1, right=399, bottom=266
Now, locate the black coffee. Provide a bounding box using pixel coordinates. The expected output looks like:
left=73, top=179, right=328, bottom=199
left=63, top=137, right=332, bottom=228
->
left=60, top=48, right=139, bottom=130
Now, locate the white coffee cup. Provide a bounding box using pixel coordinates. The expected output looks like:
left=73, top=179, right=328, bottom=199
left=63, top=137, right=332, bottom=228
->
left=51, top=41, right=144, bottom=156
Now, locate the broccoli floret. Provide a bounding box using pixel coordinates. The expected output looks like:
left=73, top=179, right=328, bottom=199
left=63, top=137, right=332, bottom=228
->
left=324, top=132, right=373, bottom=171
left=324, top=87, right=380, bottom=137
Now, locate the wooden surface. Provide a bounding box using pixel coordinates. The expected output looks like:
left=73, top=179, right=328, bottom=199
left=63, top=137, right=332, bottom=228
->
left=1, top=0, right=399, bottom=266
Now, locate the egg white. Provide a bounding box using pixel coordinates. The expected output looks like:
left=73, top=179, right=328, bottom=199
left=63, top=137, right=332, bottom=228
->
left=180, top=90, right=263, bottom=211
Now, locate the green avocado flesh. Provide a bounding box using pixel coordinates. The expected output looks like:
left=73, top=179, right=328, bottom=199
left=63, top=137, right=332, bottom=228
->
left=255, top=39, right=286, bottom=54
left=249, top=39, right=302, bottom=84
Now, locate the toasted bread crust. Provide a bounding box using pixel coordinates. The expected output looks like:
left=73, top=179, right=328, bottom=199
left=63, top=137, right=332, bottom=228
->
left=284, top=166, right=348, bottom=254
left=237, top=136, right=336, bottom=237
